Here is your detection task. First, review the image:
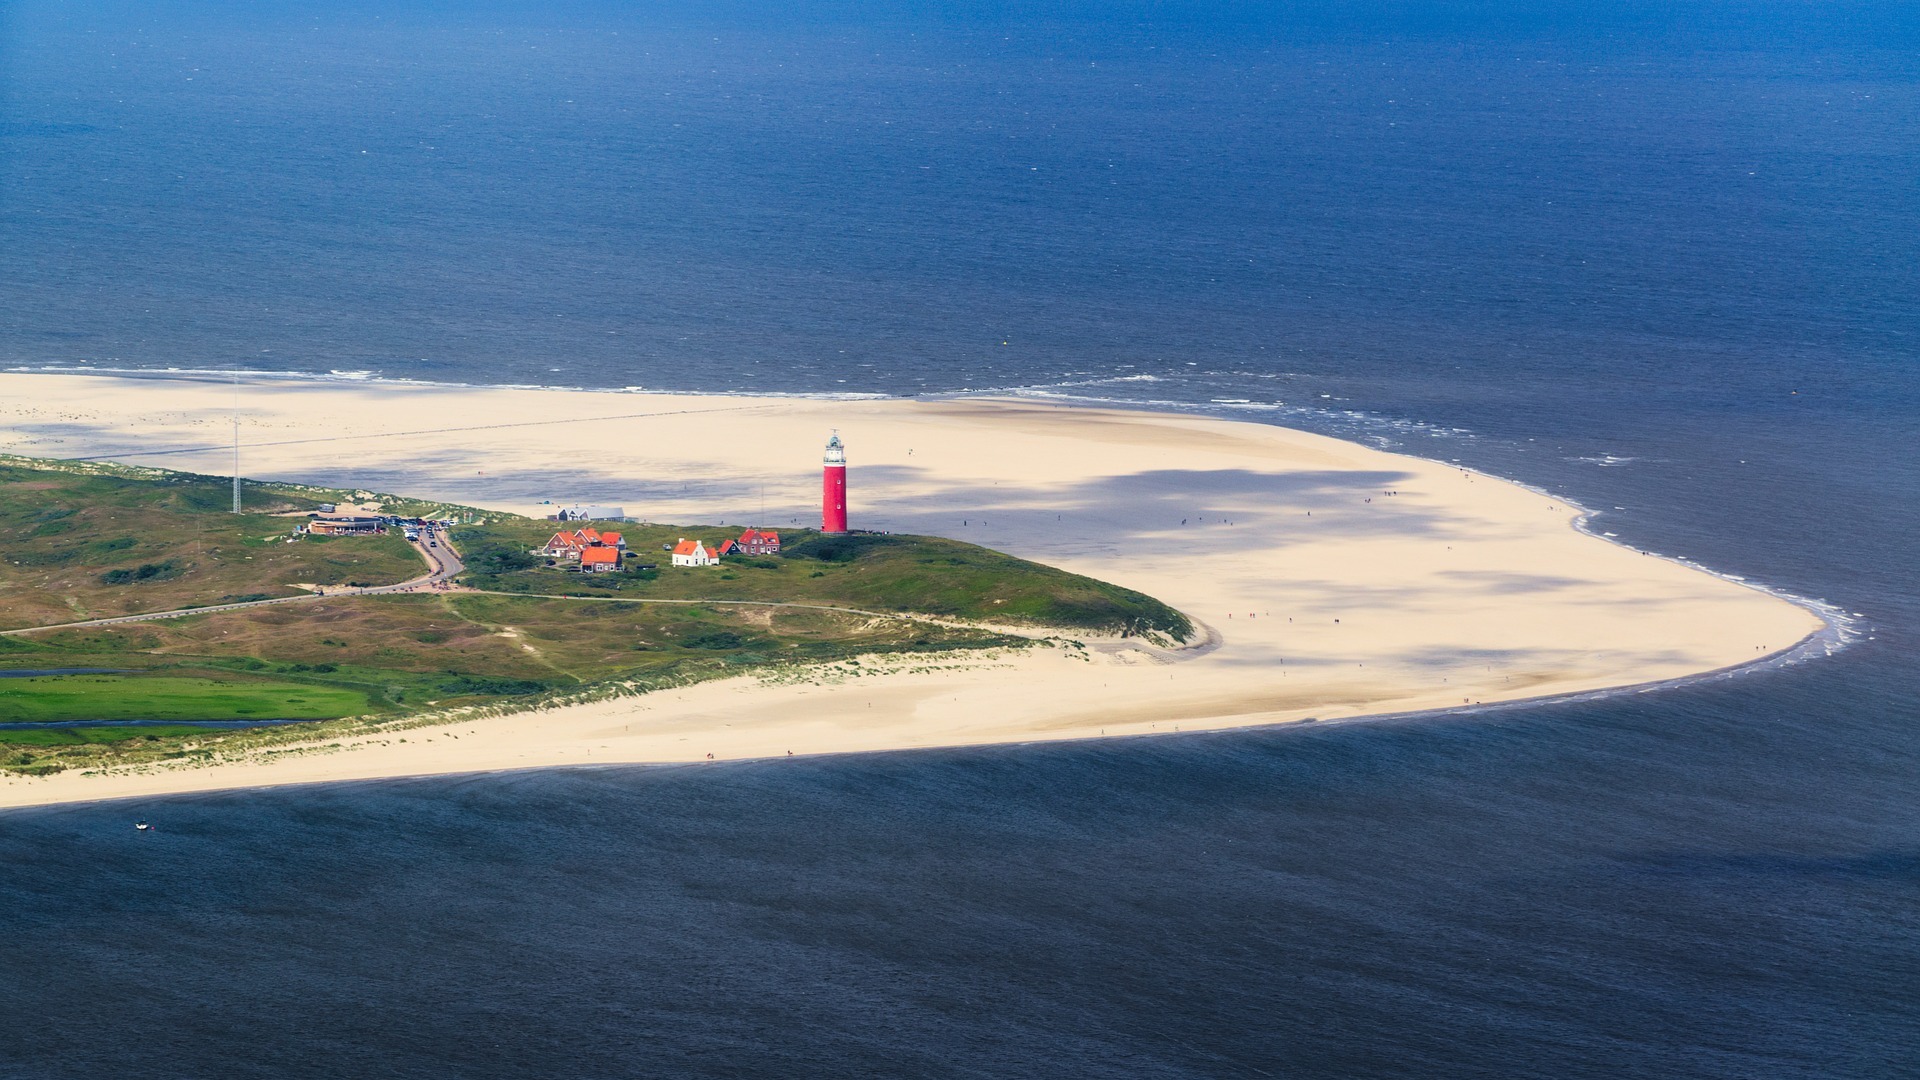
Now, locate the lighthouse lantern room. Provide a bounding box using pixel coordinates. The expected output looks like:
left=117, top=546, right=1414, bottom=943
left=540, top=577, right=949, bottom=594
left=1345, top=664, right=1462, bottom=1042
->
left=821, top=431, right=848, bottom=534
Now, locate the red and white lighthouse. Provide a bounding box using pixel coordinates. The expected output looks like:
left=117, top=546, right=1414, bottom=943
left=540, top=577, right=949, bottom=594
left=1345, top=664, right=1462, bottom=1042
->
left=821, top=430, right=848, bottom=534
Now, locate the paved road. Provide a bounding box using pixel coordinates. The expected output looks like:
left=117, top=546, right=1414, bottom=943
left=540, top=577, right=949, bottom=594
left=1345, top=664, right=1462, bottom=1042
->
left=0, top=525, right=465, bottom=637
left=412, top=527, right=464, bottom=584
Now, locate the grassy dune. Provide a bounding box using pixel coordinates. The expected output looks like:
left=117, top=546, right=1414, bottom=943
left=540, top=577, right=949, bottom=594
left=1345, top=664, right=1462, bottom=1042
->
left=0, top=725, right=221, bottom=748
left=0, top=459, right=423, bottom=629
left=0, top=458, right=1189, bottom=775
left=456, top=520, right=1192, bottom=641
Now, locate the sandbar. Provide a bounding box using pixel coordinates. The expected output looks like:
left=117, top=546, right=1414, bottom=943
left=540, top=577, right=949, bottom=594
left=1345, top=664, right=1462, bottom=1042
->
left=0, top=373, right=1825, bottom=808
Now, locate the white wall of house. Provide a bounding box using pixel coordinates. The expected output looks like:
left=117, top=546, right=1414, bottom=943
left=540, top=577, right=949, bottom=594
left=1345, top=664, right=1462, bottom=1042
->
left=671, top=541, right=718, bottom=567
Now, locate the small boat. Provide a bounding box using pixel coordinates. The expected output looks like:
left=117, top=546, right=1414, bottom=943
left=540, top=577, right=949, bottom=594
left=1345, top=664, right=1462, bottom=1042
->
left=134, top=821, right=151, bottom=832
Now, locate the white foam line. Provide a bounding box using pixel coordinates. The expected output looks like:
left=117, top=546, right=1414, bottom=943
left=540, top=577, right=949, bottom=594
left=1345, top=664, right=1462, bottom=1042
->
left=2, top=364, right=891, bottom=401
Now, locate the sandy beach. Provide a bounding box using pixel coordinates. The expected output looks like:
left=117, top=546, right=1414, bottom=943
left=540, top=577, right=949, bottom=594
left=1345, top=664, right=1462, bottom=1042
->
left=0, top=373, right=1825, bottom=808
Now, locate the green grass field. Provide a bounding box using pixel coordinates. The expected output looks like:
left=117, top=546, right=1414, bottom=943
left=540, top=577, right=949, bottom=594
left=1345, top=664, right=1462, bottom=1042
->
left=0, top=674, right=372, bottom=723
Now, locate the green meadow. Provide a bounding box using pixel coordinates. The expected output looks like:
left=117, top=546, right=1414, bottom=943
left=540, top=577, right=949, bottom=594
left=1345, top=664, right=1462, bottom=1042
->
left=0, top=674, right=371, bottom=723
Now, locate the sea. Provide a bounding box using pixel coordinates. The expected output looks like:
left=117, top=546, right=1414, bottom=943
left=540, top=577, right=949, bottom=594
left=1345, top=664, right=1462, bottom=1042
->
left=1, top=2, right=1916, bottom=1076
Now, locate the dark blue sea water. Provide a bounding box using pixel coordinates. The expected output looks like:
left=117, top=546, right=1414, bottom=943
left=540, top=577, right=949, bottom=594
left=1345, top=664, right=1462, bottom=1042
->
left=3, top=2, right=1917, bottom=1076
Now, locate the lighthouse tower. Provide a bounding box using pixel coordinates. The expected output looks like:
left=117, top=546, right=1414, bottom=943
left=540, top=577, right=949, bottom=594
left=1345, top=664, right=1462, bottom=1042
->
left=821, top=431, right=848, bottom=534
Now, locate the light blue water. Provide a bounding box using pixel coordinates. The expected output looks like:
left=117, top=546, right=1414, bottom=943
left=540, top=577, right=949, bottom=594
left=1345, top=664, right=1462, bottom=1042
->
left=2, top=2, right=1916, bottom=1076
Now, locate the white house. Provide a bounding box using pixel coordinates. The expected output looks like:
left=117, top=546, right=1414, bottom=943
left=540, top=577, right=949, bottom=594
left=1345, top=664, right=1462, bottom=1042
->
left=670, top=538, right=720, bottom=567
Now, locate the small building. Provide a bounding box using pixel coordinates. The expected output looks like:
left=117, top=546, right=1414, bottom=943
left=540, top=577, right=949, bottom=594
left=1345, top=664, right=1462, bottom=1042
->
left=308, top=514, right=385, bottom=536
left=580, top=546, right=622, bottom=573
left=557, top=505, right=626, bottom=522
left=542, top=532, right=586, bottom=561
left=734, top=528, right=781, bottom=555
left=670, top=538, right=720, bottom=567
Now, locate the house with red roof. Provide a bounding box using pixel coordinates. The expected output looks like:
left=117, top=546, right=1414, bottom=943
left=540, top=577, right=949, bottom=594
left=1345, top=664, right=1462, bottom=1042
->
left=580, top=546, right=622, bottom=573
left=542, top=531, right=586, bottom=560
left=541, top=527, right=627, bottom=563
left=734, top=528, right=781, bottom=555
left=670, top=538, right=720, bottom=567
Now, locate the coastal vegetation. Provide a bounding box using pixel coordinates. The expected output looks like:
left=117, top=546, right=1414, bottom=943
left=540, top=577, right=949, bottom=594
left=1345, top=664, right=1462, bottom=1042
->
left=0, top=458, right=1189, bottom=776
left=0, top=456, right=428, bottom=626
left=454, top=519, right=1190, bottom=640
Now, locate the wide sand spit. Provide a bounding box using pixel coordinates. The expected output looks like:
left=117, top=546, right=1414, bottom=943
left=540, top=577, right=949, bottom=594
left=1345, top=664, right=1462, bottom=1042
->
left=0, top=373, right=1825, bottom=807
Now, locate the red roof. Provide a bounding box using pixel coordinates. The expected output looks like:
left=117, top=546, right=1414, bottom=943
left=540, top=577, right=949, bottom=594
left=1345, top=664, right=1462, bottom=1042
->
left=672, top=539, right=702, bottom=556
left=576, top=527, right=602, bottom=544
left=581, top=547, right=619, bottom=566
left=600, top=531, right=622, bottom=546
left=718, top=539, right=736, bottom=554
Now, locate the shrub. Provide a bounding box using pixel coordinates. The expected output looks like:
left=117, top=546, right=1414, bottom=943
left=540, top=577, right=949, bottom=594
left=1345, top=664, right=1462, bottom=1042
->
left=466, top=542, right=538, bottom=574
left=680, top=629, right=745, bottom=650
left=100, top=562, right=181, bottom=585
left=439, top=675, right=549, bottom=696
left=783, top=534, right=897, bottom=563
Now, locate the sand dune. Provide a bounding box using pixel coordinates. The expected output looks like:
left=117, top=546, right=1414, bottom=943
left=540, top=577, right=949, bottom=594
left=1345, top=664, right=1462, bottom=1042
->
left=0, top=374, right=1824, bottom=807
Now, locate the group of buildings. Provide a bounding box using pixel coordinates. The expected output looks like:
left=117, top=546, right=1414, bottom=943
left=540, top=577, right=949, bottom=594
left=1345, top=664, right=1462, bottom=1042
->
left=537, top=432, right=845, bottom=574
left=291, top=434, right=848, bottom=576
left=303, top=510, right=452, bottom=538
left=540, top=525, right=629, bottom=572
left=664, top=528, right=782, bottom=569
left=540, top=525, right=783, bottom=573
